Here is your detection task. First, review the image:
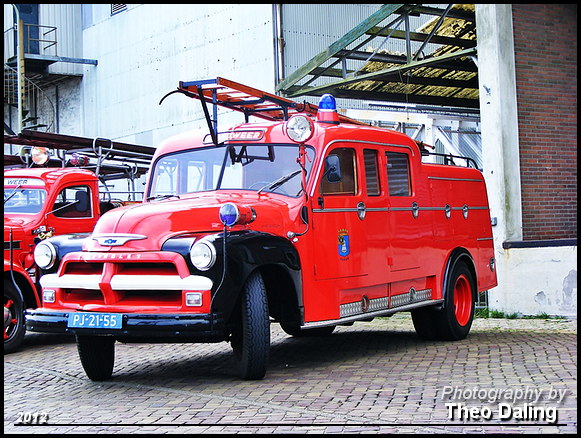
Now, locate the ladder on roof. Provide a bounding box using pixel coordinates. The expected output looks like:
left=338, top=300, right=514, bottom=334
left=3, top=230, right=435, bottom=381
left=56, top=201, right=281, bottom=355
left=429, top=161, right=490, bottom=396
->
left=160, top=77, right=367, bottom=145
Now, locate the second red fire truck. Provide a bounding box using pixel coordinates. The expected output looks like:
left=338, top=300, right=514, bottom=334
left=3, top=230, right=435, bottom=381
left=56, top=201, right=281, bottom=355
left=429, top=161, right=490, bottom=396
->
left=26, top=78, right=497, bottom=380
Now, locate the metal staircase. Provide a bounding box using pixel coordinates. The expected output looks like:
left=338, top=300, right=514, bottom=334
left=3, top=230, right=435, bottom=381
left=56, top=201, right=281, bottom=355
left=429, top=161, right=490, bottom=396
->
left=4, top=63, right=55, bottom=134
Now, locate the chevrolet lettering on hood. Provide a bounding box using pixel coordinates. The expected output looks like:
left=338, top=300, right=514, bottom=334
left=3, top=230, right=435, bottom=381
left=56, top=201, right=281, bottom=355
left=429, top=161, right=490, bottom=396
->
left=26, top=77, right=497, bottom=383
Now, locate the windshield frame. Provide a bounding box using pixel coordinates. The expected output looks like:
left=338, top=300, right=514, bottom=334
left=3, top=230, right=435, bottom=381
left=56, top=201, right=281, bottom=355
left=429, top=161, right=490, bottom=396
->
left=146, top=143, right=316, bottom=200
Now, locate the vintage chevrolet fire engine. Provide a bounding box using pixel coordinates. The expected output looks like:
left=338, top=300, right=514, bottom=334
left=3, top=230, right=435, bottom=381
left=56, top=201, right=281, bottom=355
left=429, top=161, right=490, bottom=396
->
left=26, top=78, right=497, bottom=380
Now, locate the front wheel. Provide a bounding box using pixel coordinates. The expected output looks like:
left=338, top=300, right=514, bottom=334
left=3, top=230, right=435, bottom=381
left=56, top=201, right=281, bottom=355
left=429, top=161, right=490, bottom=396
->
left=4, top=280, right=26, bottom=354
left=76, top=335, right=115, bottom=381
left=437, top=260, right=476, bottom=340
left=231, top=271, right=270, bottom=380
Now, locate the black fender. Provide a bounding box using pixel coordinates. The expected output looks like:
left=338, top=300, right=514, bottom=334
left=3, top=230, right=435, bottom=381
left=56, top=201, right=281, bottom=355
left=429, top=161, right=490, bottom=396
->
left=36, top=233, right=92, bottom=277
left=441, top=248, right=477, bottom=308
left=4, top=265, right=39, bottom=309
left=204, top=230, right=303, bottom=326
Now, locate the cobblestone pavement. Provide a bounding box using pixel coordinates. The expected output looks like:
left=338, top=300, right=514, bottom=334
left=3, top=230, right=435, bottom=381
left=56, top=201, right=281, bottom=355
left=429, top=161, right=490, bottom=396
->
left=4, top=314, right=577, bottom=434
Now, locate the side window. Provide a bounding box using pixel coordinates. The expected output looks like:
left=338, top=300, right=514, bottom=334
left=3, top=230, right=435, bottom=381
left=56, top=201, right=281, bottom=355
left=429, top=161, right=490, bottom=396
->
left=53, top=186, right=92, bottom=218
left=363, top=149, right=380, bottom=196
left=385, top=151, right=411, bottom=197
left=322, top=148, right=357, bottom=195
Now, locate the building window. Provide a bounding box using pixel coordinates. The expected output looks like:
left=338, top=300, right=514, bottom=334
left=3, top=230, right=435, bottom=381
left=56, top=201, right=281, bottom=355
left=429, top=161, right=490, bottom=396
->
left=111, top=4, right=127, bottom=15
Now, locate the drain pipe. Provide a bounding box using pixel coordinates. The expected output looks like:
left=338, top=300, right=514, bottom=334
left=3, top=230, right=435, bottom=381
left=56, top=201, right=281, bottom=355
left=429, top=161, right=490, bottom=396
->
left=273, top=4, right=285, bottom=86
left=12, top=4, right=24, bottom=133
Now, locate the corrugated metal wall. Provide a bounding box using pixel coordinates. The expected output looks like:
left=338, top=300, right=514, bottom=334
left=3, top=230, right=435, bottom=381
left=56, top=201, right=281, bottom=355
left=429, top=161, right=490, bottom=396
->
left=3, top=4, right=83, bottom=75
left=40, top=4, right=84, bottom=76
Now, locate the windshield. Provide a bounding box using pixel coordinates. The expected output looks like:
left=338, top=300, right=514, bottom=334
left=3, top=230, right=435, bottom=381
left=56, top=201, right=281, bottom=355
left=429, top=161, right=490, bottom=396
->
left=4, top=188, right=47, bottom=214
left=148, top=144, right=315, bottom=199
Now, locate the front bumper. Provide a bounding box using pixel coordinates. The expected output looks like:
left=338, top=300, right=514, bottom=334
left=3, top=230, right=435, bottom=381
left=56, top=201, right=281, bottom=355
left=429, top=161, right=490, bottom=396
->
left=25, top=309, right=227, bottom=342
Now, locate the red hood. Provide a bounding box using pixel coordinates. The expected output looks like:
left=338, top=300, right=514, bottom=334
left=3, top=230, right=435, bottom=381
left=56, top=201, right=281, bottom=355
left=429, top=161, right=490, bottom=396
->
left=85, top=192, right=298, bottom=252
left=4, top=220, right=26, bottom=243
left=4, top=215, right=38, bottom=230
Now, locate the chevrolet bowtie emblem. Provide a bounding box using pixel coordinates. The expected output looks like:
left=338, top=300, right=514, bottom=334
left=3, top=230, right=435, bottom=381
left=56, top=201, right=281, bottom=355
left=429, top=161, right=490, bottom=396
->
left=93, top=234, right=147, bottom=246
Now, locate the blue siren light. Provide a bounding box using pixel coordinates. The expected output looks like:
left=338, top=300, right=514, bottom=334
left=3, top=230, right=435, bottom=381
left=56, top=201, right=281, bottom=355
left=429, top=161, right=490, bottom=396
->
left=317, top=94, right=340, bottom=124
left=219, top=203, right=239, bottom=227
left=219, top=203, right=256, bottom=227
left=319, top=94, right=336, bottom=110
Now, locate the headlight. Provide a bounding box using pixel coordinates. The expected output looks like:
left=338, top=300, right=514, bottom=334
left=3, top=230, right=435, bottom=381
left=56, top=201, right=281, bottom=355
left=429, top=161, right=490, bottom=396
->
left=34, top=241, right=57, bottom=270
left=189, top=240, right=216, bottom=271
left=284, top=114, right=314, bottom=143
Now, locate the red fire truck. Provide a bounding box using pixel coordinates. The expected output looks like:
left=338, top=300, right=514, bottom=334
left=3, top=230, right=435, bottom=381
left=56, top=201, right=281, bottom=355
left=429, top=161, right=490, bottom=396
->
left=4, top=131, right=154, bottom=353
left=26, top=78, right=497, bottom=380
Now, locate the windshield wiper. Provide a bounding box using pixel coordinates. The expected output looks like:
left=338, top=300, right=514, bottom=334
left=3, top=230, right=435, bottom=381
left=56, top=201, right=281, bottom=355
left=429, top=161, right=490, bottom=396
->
left=146, top=194, right=180, bottom=202
left=4, top=185, right=23, bottom=204
left=257, top=170, right=302, bottom=194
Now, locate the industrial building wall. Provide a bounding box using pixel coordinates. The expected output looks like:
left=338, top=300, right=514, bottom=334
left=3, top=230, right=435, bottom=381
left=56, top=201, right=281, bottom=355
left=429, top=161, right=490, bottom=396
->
left=80, top=4, right=276, bottom=147
left=512, top=4, right=577, bottom=241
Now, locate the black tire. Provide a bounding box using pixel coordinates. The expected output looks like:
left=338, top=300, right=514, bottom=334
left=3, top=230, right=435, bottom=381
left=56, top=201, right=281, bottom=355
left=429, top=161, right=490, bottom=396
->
left=4, top=280, right=26, bottom=354
left=231, top=271, right=270, bottom=380
left=280, top=322, right=336, bottom=337
left=435, top=260, right=476, bottom=341
left=411, top=306, right=440, bottom=341
left=76, top=335, right=115, bottom=381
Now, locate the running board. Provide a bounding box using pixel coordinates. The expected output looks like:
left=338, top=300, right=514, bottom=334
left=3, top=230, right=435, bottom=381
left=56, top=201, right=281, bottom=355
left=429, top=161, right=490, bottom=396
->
left=302, top=298, right=444, bottom=330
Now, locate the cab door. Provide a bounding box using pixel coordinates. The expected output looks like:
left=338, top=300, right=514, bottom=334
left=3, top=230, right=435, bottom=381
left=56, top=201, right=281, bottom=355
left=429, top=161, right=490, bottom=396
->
left=47, top=184, right=97, bottom=235
left=385, top=149, right=420, bottom=272
left=312, top=145, right=367, bottom=281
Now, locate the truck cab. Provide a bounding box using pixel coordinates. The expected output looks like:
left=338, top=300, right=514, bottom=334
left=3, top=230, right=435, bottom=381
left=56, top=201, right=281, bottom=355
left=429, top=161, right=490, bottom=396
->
left=26, top=78, right=497, bottom=380
left=5, top=134, right=154, bottom=353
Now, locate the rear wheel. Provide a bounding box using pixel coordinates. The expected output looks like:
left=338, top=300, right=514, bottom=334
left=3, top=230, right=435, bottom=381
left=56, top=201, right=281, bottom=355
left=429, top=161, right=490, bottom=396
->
left=436, top=260, right=476, bottom=340
left=411, top=306, right=439, bottom=340
left=231, top=271, right=270, bottom=380
left=76, top=335, right=115, bottom=381
left=4, top=280, right=25, bottom=354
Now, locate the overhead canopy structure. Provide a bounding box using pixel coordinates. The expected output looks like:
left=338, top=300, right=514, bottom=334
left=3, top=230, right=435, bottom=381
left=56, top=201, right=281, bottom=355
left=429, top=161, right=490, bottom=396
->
left=276, top=4, right=478, bottom=109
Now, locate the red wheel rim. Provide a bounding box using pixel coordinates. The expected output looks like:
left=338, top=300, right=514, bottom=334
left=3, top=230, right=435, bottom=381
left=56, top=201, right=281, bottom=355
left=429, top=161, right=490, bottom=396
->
left=453, top=274, right=472, bottom=326
left=4, top=299, right=18, bottom=340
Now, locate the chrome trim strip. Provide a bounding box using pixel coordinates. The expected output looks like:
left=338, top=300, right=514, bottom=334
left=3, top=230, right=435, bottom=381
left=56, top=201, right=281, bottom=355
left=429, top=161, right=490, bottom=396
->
left=309, top=139, right=415, bottom=197
left=40, top=273, right=214, bottom=291
left=312, top=207, right=390, bottom=213
left=313, top=206, right=487, bottom=213
left=40, top=274, right=101, bottom=290
left=428, top=176, right=483, bottom=182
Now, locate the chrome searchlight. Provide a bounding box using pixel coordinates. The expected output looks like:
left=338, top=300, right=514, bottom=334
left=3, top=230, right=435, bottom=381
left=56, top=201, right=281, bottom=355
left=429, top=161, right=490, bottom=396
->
left=31, top=146, right=50, bottom=166
left=284, top=114, right=314, bottom=143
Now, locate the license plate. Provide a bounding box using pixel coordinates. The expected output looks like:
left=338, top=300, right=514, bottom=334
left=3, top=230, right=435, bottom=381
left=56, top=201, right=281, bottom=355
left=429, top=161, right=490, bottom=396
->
left=67, top=312, right=123, bottom=329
